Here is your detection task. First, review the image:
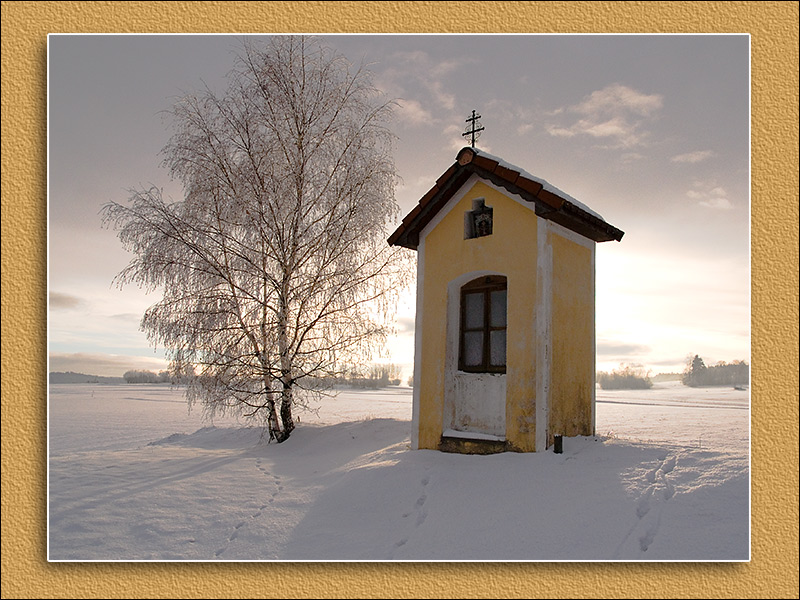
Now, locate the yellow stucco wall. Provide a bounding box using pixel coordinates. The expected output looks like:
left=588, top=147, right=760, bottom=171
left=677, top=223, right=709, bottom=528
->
left=417, top=179, right=597, bottom=452
left=417, top=180, right=540, bottom=451
left=549, top=231, right=595, bottom=444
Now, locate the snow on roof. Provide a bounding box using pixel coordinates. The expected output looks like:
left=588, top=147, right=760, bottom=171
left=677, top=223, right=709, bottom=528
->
left=472, top=149, right=605, bottom=221
left=387, top=147, right=624, bottom=249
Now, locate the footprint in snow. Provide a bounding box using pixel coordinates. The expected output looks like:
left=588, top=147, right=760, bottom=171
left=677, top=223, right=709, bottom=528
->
left=661, top=455, right=677, bottom=474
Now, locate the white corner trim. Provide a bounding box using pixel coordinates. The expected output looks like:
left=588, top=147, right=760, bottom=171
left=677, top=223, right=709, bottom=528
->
left=547, top=219, right=597, bottom=434
left=411, top=235, right=425, bottom=450
left=591, top=239, right=597, bottom=435
left=535, top=218, right=552, bottom=452
left=547, top=218, right=597, bottom=251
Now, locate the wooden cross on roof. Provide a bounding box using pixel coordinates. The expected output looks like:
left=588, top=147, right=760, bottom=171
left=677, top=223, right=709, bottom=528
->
left=462, top=110, right=485, bottom=148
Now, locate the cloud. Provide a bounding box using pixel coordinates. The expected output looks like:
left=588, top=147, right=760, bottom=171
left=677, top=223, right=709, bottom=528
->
left=110, top=312, right=144, bottom=323
left=574, top=84, right=663, bottom=117
left=516, top=123, right=535, bottom=135
left=396, top=98, right=434, bottom=125
left=378, top=51, right=468, bottom=123
left=596, top=341, right=651, bottom=357
left=49, top=291, right=86, bottom=310
left=595, top=341, right=654, bottom=373
left=546, top=84, right=663, bottom=148
left=546, top=125, right=576, bottom=138
left=394, top=52, right=459, bottom=108
left=687, top=181, right=734, bottom=210
left=699, top=197, right=734, bottom=210
left=428, top=81, right=456, bottom=111
left=650, top=357, right=691, bottom=369
left=671, top=150, right=715, bottom=164
left=485, top=99, right=541, bottom=137
left=442, top=124, right=461, bottom=137
left=395, top=316, right=415, bottom=335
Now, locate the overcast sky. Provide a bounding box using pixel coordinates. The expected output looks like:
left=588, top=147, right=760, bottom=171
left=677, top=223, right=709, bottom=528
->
left=47, top=34, right=750, bottom=377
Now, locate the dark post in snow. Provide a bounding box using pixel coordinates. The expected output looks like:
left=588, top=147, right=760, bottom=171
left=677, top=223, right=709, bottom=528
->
left=462, top=110, right=484, bottom=148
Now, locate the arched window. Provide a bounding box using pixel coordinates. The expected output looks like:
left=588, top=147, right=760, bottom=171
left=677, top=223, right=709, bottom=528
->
left=459, top=275, right=507, bottom=373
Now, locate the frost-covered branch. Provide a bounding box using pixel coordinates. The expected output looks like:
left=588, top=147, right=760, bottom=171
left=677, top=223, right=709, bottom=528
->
left=103, top=36, right=413, bottom=443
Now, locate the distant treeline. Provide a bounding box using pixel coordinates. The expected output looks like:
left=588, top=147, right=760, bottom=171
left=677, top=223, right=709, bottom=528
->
left=121, top=364, right=409, bottom=388
left=49, top=371, right=125, bottom=384
left=597, top=364, right=653, bottom=390
left=596, top=356, right=750, bottom=391
left=338, top=364, right=405, bottom=389
left=123, top=369, right=180, bottom=384
left=682, top=355, right=749, bottom=388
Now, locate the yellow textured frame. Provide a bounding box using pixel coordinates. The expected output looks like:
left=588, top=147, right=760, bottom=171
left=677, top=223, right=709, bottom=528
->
left=2, top=2, right=798, bottom=598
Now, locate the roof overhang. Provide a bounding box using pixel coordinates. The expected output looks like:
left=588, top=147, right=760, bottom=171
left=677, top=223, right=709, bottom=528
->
left=388, top=147, right=625, bottom=250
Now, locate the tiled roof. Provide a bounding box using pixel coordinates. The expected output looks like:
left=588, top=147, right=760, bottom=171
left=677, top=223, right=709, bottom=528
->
left=388, top=147, right=625, bottom=249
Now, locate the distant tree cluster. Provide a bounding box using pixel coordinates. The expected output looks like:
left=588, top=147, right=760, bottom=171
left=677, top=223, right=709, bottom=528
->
left=597, top=364, right=653, bottom=390
left=682, top=355, right=749, bottom=387
left=48, top=371, right=125, bottom=385
left=123, top=369, right=173, bottom=384
left=343, top=363, right=403, bottom=389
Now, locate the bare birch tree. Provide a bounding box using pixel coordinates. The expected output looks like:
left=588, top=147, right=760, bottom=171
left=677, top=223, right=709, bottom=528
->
left=102, top=36, right=410, bottom=442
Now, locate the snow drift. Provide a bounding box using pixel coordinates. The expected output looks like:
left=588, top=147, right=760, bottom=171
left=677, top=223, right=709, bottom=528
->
left=48, top=382, right=749, bottom=561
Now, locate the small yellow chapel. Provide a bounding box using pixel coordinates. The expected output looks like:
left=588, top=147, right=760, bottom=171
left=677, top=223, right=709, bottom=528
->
left=388, top=146, right=624, bottom=453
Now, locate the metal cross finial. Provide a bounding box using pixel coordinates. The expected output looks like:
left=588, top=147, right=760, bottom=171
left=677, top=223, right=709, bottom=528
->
left=462, top=110, right=484, bottom=148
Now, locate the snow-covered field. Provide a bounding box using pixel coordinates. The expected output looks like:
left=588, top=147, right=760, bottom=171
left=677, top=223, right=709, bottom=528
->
left=47, top=381, right=749, bottom=561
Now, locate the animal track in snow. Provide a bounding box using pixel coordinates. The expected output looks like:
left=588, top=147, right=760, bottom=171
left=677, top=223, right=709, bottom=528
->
left=414, top=474, right=430, bottom=527
left=636, top=454, right=677, bottom=552
left=638, top=515, right=661, bottom=552
left=614, top=454, right=678, bottom=558
left=209, top=456, right=281, bottom=559
left=388, top=472, right=431, bottom=558
left=636, top=487, right=653, bottom=519
left=662, top=455, right=676, bottom=472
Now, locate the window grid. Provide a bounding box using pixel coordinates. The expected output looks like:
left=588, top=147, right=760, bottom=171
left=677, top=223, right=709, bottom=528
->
left=459, top=276, right=507, bottom=373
